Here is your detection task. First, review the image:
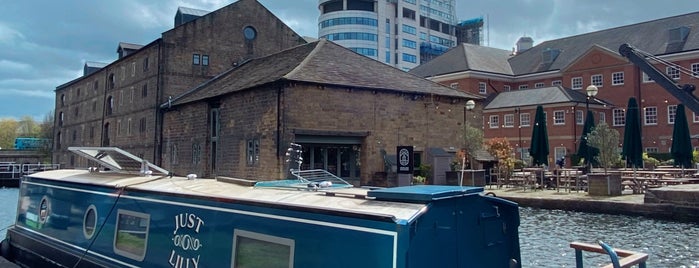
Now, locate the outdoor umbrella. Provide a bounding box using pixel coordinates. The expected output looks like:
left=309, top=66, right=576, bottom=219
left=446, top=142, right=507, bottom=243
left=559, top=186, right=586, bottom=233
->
left=671, top=104, right=693, bottom=169
left=621, top=97, right=643, bottom=168
left=529, top=105, right=549, bottom=188
left=577, top=110, right=599, bottom=168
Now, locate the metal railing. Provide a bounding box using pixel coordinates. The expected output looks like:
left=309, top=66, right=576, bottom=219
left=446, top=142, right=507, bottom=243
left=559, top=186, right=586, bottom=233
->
left=570, top=241, right=648, bottom=268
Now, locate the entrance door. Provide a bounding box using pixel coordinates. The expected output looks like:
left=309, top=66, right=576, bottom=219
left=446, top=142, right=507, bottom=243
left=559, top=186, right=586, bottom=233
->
left=300, top=144, right=360, bottom=180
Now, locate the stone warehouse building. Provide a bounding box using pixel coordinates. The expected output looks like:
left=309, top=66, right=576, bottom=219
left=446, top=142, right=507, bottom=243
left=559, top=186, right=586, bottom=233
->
left=54, top=0, right=480, bottom=184
left=54, top=0, right=307, bottom=167
left=411, top=12, right=699, bottom=166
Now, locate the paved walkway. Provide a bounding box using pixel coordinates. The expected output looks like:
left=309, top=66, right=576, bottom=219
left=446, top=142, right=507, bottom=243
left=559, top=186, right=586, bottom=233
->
left=483, top=186, right=644, bottom=204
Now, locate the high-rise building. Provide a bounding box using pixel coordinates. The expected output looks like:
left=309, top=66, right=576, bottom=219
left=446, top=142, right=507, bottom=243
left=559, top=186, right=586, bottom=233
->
left=317, top=0, right=457, bottom=71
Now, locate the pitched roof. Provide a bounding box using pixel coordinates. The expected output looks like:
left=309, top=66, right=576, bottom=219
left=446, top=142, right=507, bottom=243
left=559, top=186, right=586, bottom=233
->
left=413, top=11, right=699, bottom=77
left=166, top=39, right=482, bottom=107
left=484, top=86, right=609, bottom=110
left=177, top=6, right=209, bottom=17
left=117, top=42, right=143, bottom=51
left=409, top=43, right=513, bottom=77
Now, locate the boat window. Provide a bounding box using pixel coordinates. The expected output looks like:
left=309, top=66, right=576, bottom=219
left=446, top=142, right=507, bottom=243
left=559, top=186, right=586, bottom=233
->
left=113, top=209, right=150, bottom=261
left=39, top=196, right=50, bottom=224
left=231, top=229, right=294, bottom=268
left=83, top=205, right=97, bottom=239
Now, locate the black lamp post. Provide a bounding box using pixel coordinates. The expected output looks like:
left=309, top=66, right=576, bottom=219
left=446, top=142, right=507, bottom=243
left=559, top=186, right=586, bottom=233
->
left=585, top=85, right=599, bottom=172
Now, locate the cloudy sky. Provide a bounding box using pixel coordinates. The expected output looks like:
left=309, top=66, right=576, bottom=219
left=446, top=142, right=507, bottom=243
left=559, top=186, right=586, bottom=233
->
left=1, top=0, right=697, bottom=120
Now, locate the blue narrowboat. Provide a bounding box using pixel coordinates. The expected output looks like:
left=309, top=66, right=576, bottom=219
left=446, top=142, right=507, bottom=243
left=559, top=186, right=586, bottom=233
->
left=0, top=147, right=521, bottom=267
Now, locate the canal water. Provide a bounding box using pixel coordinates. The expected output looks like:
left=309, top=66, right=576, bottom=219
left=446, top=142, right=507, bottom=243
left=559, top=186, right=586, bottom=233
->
left=0, top=187, right=697, bottom=267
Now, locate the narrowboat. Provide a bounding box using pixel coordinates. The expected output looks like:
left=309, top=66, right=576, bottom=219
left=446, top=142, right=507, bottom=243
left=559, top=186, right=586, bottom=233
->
left=0, top=146, right=521, bottom=267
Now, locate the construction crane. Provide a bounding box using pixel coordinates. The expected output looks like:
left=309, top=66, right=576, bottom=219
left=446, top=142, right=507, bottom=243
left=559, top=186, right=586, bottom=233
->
left=618, top=43, right=699, bottom=113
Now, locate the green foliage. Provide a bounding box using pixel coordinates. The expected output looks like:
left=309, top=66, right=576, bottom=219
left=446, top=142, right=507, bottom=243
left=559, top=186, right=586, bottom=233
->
left=694, top=150, right=699, bottom=164
left=462, top=121, right=484, bottom=167
left=587, top=122, right=621, bottom=173
left=642, top=152, right=660, bottom=167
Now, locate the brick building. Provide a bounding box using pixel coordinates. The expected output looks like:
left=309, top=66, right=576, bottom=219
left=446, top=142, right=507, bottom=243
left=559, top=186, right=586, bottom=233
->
left=411, top=12, right=699, bottom=167
left=53, top=0, right=307, bottom=167
left=161, top=39, right=479, bottom=184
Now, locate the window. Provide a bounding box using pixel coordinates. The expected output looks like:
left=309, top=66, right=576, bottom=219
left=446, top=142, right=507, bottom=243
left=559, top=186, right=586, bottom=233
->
left=518, top=84, right=528, bottom=90
left=108, top=74, right=115, bottom=89
left=692, top=63, right=699, bottom=77
left=76, top=88, right=81, bottom=97
left=576, top=110, right=584, bottom=125
left=89, top=126, right=95, bottom=139
left=553, top=110, right=565, bottom=125
left=599, top=112, right=606, bottom=123
left=83, top=205, right=97, bottom=239
left=130, top=87, right=135, bottom=103
left=644, top=106, right=658, bottom=125
left=246, top=139, right=260, bottom=166
left=127, top=118, right=132, bottom=136
left=192, top=143, right=201, bottom=165
left=402, top=24, right=416, bottom=35
left=94, top=80, right=99, bottom=91
left=139, top=118, right=147, bottom=134
left=402, top=8, right=416, bottom=20
left=59, top=112, right=64, bottom=126
left=232, top=230, right=294, bottom=268
left=131, top=62, right=136, bottom=77
left=612, top=108, right=625, bottom=126
left=571, top=77, right=583, bottom=89
left=591, top=74, right=603, bottom=87
left=694, top=112, right=699, bottom=123
left=503, top=85, right=511, bottom=92
left=202, top=55, right=209, bottom=66
left=449, top=83, right=458, bottom=89
left=92, top=101, right=97, bottom=112
left=518, top=148, right=531, bottom=161
left=666, top=66, right=680, bottom=80
left=554, top=147, right=567, bottom=163
left=479, top=82, right=486, bottom=94
left=142, top=84, right=148, bottom=97
left=143, top=57, right=149, bottom=72
left=668, top=105, right=677, bottom=124
left=39, top=197, right=50, bottom=224
left=534, top=82, right=545, bottom=88
left=489, top=115, right=499, bottom=128
left=402, top=53, right=417, bottom=63
left=552, top=80, right=562, bottom=86
left=193, top=54, right=200, bottom=65
left=520, top=113, right=530, bottom=127
left=402, top=39, right=417, bottom=49
left=642, top=72, right=653, bottom=83
left=243, top=26, right=257, bottom=40
left=114, top=210, right=149, bottom=261
left=645, top=147, right=659, bottom=153
left=504, top=114, right=514, bottom=127
left=320, top=17, right=378, bottom=28
left=612, top=72, right=624, bottom=85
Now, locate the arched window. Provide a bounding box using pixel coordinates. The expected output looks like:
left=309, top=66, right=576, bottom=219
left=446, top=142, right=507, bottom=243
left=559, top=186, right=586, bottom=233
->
left=106, top=96, right=114, bottom=115
left=58, top=112, right=64, bottom=126
left=108, top=73, right=115, bottom=89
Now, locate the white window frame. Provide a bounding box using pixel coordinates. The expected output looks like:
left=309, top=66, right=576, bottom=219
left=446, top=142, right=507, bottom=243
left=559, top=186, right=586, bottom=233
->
left=642, top=72, right=654, bottom=83
left=645, top=147, right=658, bottom=153
left=504, top=114, right=514, bottom=128
left=599, top=112, right=606, bottom=124
left=554, top=147, right=567, bottom=163
left=113, top=209, right=150, bottom=261
left=571, top=77, right=583, bottom=89
left=520, top=113, right=530, bottom=127
left=612, top=108, right=625, bottom=126
left=666, top=66, right=680, bottom=80
left=668, top=105, right=677, bottom=124
left=576, top=110, right=584, bottom=125
left=612, top=72, right=624, bottom=85
left=591, top=74, right=603, bottom=87
left=478, top=82, right=487, bottom=94
left=450, top=82, right=459, bottom=89
left=692, top=63, right=699, bottom=78
left=534, top=82, right=545, bottom=88
left=503, top=85, right=511, bottom=92
left=232, top=229, right=295, bottom=267
left=553, top=110, right=565, bottom=125
left=518, top=84, right=528, bottom=90
left=644, top=106, right=658, bottom=125
left=693, top=112, right=699, bottom=123
left=489, top=115, right=499, bottom=128
left=552, top=80, right=562, bottom=86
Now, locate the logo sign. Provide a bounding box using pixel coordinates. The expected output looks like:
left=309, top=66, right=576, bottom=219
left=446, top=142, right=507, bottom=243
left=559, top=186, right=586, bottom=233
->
left=397, top=146, right=413, bottom=174
left=170, top=213, right=205, bottom=268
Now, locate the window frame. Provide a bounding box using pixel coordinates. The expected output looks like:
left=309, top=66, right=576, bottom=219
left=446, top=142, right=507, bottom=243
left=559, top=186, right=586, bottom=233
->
left=503, top=114, right=514, bottom=128
left=478, top=82, right=486, bottom=94
left=552, top=80, right=562, bottom=86
left=520, top=113, right=530, bottom=127
left=489, top=115, right=499, bottom=128
left=113, top=209, right=150, bottom=261
left=644, top=106, right=658, bottom=125
left=612, top=72, right=624, bottom=85
left=231, top=229, right=295, bottom=268
left=591, top=74, right=603, bottom=87
left=193, top=54, right=201, bottom=65
left=553, top=110, right=565, bottom=125
left=612, top=108, right=625, bottom=126
left=668, top=105, right=677, bottom=124
left=571, top=77, right=583, bottom=89
left=534, top=82, right=545, bottom=88
left=666, top=66, right=680, bottom=80
left=576, top=110, right=584, bottom=125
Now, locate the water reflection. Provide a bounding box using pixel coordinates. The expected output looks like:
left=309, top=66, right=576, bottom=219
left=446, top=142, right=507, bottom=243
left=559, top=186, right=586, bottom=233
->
left=520, top=207, right=699, bottom=267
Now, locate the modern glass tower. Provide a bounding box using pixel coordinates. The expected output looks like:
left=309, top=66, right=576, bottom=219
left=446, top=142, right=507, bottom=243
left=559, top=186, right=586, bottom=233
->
left=318, top=0, right=457, bottom=71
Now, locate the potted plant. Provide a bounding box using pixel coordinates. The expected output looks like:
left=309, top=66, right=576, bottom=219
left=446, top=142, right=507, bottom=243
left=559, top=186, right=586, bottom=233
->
left=586, top=123, right=623, bottom=196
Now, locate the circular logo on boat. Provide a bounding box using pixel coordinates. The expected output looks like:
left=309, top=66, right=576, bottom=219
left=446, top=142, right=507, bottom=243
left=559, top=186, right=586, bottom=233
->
left=399, top=148, right=410, bottom=166
left=169, top=213, right=205, bottom=267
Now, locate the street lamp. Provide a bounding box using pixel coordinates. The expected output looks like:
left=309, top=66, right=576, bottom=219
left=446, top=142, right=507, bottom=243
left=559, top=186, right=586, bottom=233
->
left=584, top=85, right=598, bottom=172
left=515, top=108, right=522, bottom=160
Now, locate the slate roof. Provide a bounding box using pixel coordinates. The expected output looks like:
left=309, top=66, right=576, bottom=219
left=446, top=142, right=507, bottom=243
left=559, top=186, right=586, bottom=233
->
left=84, top=61, right=108, bottom=68
left=166, top=39, right=482, bottom=108
left=177, top=7, right=209, bottom=17
left=412, top=11, right=699, bottom=77
left=410, top=43, right=513, bottom=77
left=484, top=86, right=609, bottom=110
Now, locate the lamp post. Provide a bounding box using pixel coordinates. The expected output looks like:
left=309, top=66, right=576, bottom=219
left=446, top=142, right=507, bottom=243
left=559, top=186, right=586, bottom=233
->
left=514, top=107, right=522, bottom=160
left=461, top=100, right=476, bottom=186
left=585, top=85, right=599, bottom=172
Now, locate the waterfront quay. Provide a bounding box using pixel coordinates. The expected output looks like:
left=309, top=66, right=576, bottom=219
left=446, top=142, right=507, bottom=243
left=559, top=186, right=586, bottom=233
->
left=485, top=184, right=699, bottom=222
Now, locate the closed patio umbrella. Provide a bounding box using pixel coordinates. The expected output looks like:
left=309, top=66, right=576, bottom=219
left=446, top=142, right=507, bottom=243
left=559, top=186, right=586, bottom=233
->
left=577, top=110, right=599, bottom=169
left=621, top=97, right=643, bottom=168
left=671, top=104, right=692, bottom=169
left=529, top=105, right=549, bottom=166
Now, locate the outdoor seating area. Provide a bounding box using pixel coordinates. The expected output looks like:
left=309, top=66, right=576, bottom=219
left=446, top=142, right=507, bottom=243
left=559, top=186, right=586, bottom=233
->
left=487, top=166, right=699, bottom=195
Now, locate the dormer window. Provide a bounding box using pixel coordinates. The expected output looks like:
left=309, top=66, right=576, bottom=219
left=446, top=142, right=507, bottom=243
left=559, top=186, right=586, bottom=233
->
left=669, top=26, right=690, bottom=43
left=542, top=48, right=560, bottom=64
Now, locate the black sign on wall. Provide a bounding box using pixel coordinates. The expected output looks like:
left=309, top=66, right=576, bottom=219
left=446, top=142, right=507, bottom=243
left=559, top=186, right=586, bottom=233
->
left=396, top=146, right=413, bottom=174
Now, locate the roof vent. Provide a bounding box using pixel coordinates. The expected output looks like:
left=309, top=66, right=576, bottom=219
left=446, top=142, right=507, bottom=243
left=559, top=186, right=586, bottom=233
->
left=542, top=48, right=560, bottom=64
left=175, top=7, right=209, bottom=27
left=516, top=36, right=533, bottom=53
left=117, top=42, right=143, bottom=59
left=669, top=26, right=690, bottom=43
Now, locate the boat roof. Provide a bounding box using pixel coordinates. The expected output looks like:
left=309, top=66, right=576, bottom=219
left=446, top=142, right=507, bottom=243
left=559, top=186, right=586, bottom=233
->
left=26, top=169, right=451, bottom=223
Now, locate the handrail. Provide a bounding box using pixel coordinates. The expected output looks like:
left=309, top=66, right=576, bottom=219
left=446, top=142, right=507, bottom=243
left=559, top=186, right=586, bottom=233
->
left=570, top=241, right=648, bottom=268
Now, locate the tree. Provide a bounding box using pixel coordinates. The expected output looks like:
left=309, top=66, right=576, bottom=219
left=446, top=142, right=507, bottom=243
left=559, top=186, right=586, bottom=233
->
left=38, top=111, right=55, bottom=162
left=0, top=118, right=19, bottom=149
left=587, top=122, right=621, bottom=174
left=485, top=138, right=515, bottom=180
left=462, top=121, right=484, bottom=168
